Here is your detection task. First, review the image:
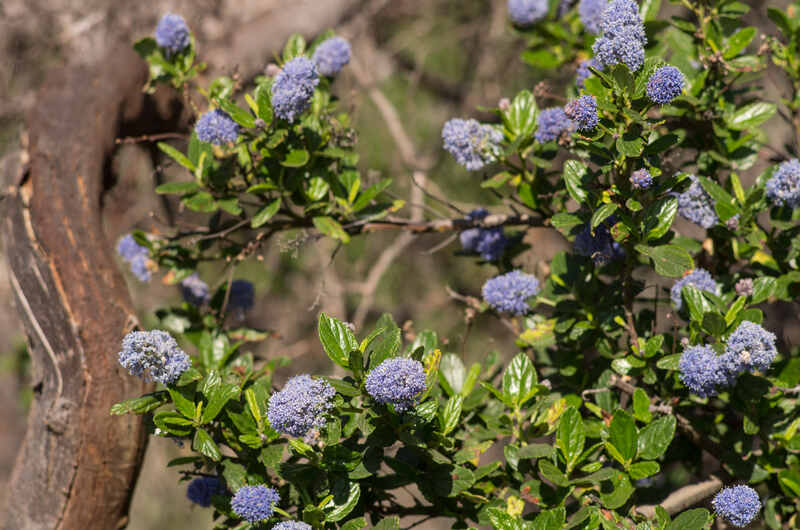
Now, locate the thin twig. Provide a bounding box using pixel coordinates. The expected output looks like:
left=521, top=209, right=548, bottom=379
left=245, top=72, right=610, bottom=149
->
left=115, top=132, right=187, bottom=144
left=635, top=475, right=723, bottom=518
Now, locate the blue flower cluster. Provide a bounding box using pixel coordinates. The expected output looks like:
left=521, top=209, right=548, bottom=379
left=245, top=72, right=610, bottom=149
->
left=765, top=158, right=800, bottom=209
left=365, top=358, right=427, bottom=412
left=442, top=119, right=503, bottom=171
left=592, top=0, right=647, bottom=71
left=482, top=270, right=540, bottom=315
left=195, top=109, right=240, bottom=145
left=670, top=268, right=719, bottom=310
left=181, top=273, right=210, bottom=306
left=272, top=57, right=320, bottom=122
left=646, top=65, right=685, bottom=104
left=579, top=0, right=607, bottom=34
left=155, top=14, right=190, bottom=55
left=507, top=0, right=549, bottom=27
left=677, top=175, right=718, bottom=228
left=720, top=321, right=778, bottom=377
left=267, top=375, right=335, bottom=437
left=630, top=168, right=653, bottom=189
left=231, top=485, right=280, bottom=523
left=273, top=522, right=312, bottom=530
left=535, top=107, right=574, bottom=143
left=116, top=234, right=151, bottom=282
left=186, top=476, right=225, bottom=507
left=459, top=209, right=508, bottom=261
left=229, top=280, right=255, bottom=312
left=712, top=485, right=761, bottom=527
left=576, top=58, right=604, bottom=88
left=573, top=220, right=625, bottom=265
left=564, top=95, right=598, bottom=131
left=678, top=345, right=727, bottom=398
left=312, top=37, right=351, bottom=76
left=118, top=330, right=191, bottom=385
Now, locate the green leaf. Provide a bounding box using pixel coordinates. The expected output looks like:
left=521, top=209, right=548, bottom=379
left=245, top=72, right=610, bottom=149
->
left=641, top=0, right=661, bottom=20
left=557, top=407, right=586, bottom=472
left=726, top=102, right=776, bottom=130
left=251, top=198, right=281, bottom=228
left=157, top=142, right=195, bottom=170
left=635, top=244, right=693, bottom=278
left=366, top=315, right=401, bottom=369
left=325, top=481, right=361, bottom=522
left=768, top=7, right=792, bottom=35
left=222, top=459, right=248, bottom=491
left=644, top=197, right=678, bottom=240
left=600, top=473, right=634, bottom=509
left=591, top=203, right=618, bottom=230
left=282, top=149, right=310, bottom=168
left=110, top=392, right=168, bottom=415
left=193, top=428, right=221, bottom=461
left=609, top=410, right=637, bottom=464
left=318, top=313, right=358, bottom=368
left=439, top=353, right=466, bottom=396
left=183, top=191, right=218, bottom=213
left=254, top=83, right=273, bottom=124
left=701, top=312, right=726, bottom=337
left=563, top=160, right=589, bottom=204
left=698, top=176, right=738, bottom=221
left=216, top=98, right=256, bottom=129
left=517, top=443, right=556, bottom=460
left=724, top=27, right=756, bottom=60
left=504, top=90, right=537, bottom=140
left=616, top=134, right=644, bottom=158
left=168, top=386, right=196, bottom=419
left=682, top=285, right=714, bottom=324
left=283, top=33, right=306, bottom=61
left=487, top=509, right=526, bottom=530
left=629, top=461, right=660, bottom=479
left=438, top=395, right=463, bottom=435
left=201, top=383, right=239, bottom=424
left=666, top=508, right=709, bottom=530
left=532, top=507, right=566, bottom=529
left=638, top=415, right=676, bottom=459
left=656, top=353, right=681, bottom=370
left=313, top=216, right=350, bottom=243
left=502, top=353, right=538, bottom=407
left=751, top=277, right=776, bottom=304
left=340, top=518, right=367, bottom=530
left=632, top=388, right=652, bottom=423
left=538, top=459, right=570, bottom=487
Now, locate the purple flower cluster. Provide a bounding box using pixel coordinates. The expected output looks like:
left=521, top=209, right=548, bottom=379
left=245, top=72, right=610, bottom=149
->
left=231, top=485, right=280, bottom=523
left=459, top=209, right=508, bottom=261
left=592, top=0, right=647, bottom=71
left=482, top=270, right=540, bottom=315
left=155, top=14, right=190, bottom=55
left=576, top=58, right=604, bottom=88
left=735, top=278, right=754, bottom=297
left=579, top=0, right=607, bottom=34
left=273, top=523, right=312, bottom=530
left=187, top=476, right=225, bottom=507
left=573, top=220, right=625, bottom=265
left=535, top=107, right=574, bottom=143
left=229, top=280, right=255, bottom=312
left=712, top=485, right=761, bottom=527
left=365, top=358, right=427, bottom=412
left=677, top=175, right=718, bottom=228
left=117, top=234, right=151, bottom=282
left=118, top=330, right=191, bottom=385
left=564, top=95, right=598, bottom=131
left=181, top=273, right=210, bottom=306
left=646, top=65, right=685, bottom=104
left=678, top=345, right=727, bottom=398
left=272, top=57, right=320, bottom=122
left=267, top=375, right=335, bottom=437
left=630, top=168, right=653, bottom=189
left=442, top=118, right=503, bottom=171
left=507, top=0, right=549, bottom=27
left=765, top=158, right=800, bottom=209
left=312, top=37, right=351, bottom=76
left=670, top=268, right=719, bottom=310
left=720, top=321, right=778, bottom=377
left=195, top=109, right=240, bottom=145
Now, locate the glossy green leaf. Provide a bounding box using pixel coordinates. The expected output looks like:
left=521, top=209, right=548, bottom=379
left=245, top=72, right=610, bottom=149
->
left=251, top=198, right=281, bottom=228
left=193, top=428, right=221, bottom=461
left=638, top=415, right=676, bottom=459
left=609, top=410, right=637, bottom=463
left=557, top=407, right=586, bottom=472
left=502, top=353, right=538, bottom=407
left=318, top=313, right=358, bottom=368
left=666, top=508, right=709, bottom=530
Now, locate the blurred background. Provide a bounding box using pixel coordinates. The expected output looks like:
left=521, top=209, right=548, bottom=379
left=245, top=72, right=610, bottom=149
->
left=0, top=0, right=793, bottom=528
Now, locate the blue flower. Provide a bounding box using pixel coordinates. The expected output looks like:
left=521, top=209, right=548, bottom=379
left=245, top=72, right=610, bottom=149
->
left=365, top=358, right=427, bottom=412
left=576, top=58, right=604, bottom=88
left=712, top=485, right=761, bottom=527
left=267, top=375, right=335, bottom=437
left=564, top=95, right=598, bottom=130
left=231, top=485, right=280, bottom=523
left=535, top=107, right=574, bottom=143
left=229, top=280, right=255, bottom=312
left=312, top=37, right=351, bottom=76
left=677, top=175, right=718, bottom=228
left=508, top=0, right=549, bottom=27
left=670, top=268, right=719, bottom=310
left=195, top=109, right=240, bottom=145
left=187, top=476, right=225, bottom=507
left=678, top=345, right=727, bottom=397
left=765, top=159, right=800, bottom=209
left=129, top=255, right=152, bottom=282
left=573, top=220, right=625, bottom=265
left=273, top=523, right=312, bottom=530
left=647, top=65, right=685, bottom=104
left=630, top=168, right=653, bottom=189
left=442, top=119, right=503, bottom=171
left=118, top=330, right=191, bottom=385
left=155, top=14, right=190, bottom=55
left=181, top=273, right=209, bottom=306
left=720, top=321, right=778, bottom=380
left=579, top=0, right=607, bottom=34
left=559, top=0, right=578, bottom=17
left=117, top=234, right=152, bottom=282
left=459, top=209, right=508, bottom=261
left=592, top=0, right=647, bottom=71
left=272, top=57, right=319, bottom=122
left=482, top=270, right=540, bottom=315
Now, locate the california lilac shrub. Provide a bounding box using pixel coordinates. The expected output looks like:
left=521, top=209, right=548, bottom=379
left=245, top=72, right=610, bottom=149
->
left=573, top=220, right=624, bottom=265
left=564, top=94, right=598, bottom=130
left=118, top=330, right=191, bottom=384
left=765, top=158, right=800, bottom=208
left=678, top=345, right=727, bottom=397
left=155, top=14, right=190, bottom=55
left=482, top=270, right=539, bottom=314
left=646, top=65, right=685, bottom=104
left=630, top=168, right=653, bottom=189
left=534, top=107, right=573, bottom=143
left=180, top=273, right=210, bottom=306
left=720, top=321, right=778, bottom=377
left=712, top=486, right=761, bottom=527
left=507, top=0, right=548, bottom=28
left=117, top=234, right=151, bottom=282
left=459, top=209, right=508, bottom=261
left=267, top=375, right=335, bottom=437
left=592, top=0, right=647, bottom=71
left=670, top=268, right=719, bottom=310
left=578, top=0, right=607, bottom=35
left=312, top=36, right=351, bottom=76
left=677, top=175, right=718, bottom=228
left=575, top=57, right=603, bottom=88
left=365, top=358, right=427, bottom=412
left=186, top=476, right=225, bottom=507
left=442, top=118, right=503, bottom=170
left=231, top=485, right=280, bottom=523
left=271, top=57, right=319, bottom=122
left=195, top=109, right=240, bottom=145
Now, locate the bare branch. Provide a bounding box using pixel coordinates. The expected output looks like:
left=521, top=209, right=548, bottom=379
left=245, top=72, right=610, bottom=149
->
left=635, top=475, right=723, bottom=518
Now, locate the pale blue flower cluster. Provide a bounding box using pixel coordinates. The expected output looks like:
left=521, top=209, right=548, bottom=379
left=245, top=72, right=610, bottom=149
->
left=267, top=375, right=335, bottom=437
left=118, top=330, right=191, bottom=385
left=459, top=209, right=508, bottom=261
left=231, top=485, right=280, bottom=523
left=187, top=476, right=225, bottom=507
left=576, top=58, right=604, bottom=88
left=180, top=273, right=210, bottom=306
left=670, top=268, right=719, bottom=310
left=592, top=0, right=647, bottom=71
left=272, top=57, right=320, bottom=122
left=273, top=522, right=312, bottom=530
left=117, top=234, right=151, bottom=282
left=678, top=345, right=727, bottom=398
left=155, top=14, right=190, bottom=55
left=482, top=270, right=540, bottom=315
left=365, top=358, right=427, bottom=412
left=720, top=321, right=778, bottom=378
left=229, top=280, right=255, bottom=312
left=765, top=159, right=800, bottom=209
left=646, top=65, right=685, bottom=104
left=677, top=175, right=718, bottom=228
left=630, top=168, right=653, bottom=189
left=442, top=119, right=503, bottom=171
left=507, top=0, right=549, bottom=27
left=573, top=220, right=625, bottom=265
left=312, top=37, right=351, bottom=76
left=535, top=107, right=574, bottom=143
left=579, top=0, right=608, bottom=34
left=564, top=95, right=598, bottom=130
left=195, top=109, right=240, bottom=145
left=712, top=485, right=761, bottom=527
